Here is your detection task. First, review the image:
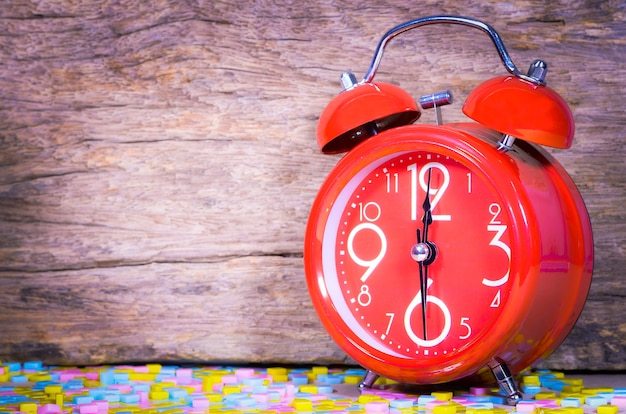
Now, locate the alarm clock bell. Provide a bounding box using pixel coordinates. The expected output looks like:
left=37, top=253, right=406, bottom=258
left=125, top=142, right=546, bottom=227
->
left=317, top=16, right=575, bottom=154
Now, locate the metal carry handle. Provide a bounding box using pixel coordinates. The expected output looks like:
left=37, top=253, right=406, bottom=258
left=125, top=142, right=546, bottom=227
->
left=361, top=15, right=542, bottom=85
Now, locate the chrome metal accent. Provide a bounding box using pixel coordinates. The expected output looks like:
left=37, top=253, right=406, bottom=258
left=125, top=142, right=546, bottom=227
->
left=420, top=90, right=453, bottom=125
left=341, top=71, right=359, bottom=90
left=488, top=359, right=523, bottom=405
left=361, top=16, right=543, bottom=86
left=497, top=134, right=517, bottom=152
left=527, top=59, right=548, bottom=85
left=419, top=90, right=454, bottom=109
left=358, top=370, right=379, bottom=390
left=411, top=242, right=432, bottom=262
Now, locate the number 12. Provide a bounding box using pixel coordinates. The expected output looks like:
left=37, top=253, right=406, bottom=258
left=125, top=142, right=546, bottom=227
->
left=407, top=162, right=452, bottom=222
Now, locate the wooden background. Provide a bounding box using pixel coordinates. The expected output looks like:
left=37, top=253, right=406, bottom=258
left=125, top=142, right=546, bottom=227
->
left=0, top=0, right=624, bottom=371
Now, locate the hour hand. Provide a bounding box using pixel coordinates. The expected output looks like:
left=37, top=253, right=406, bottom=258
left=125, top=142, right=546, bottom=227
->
left=415, top=229, right=427, bottom=340
left=422, top=167, right=433, bottom=240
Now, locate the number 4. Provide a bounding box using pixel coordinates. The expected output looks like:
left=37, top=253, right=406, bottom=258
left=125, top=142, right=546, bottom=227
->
left=490, top=290, right=501, bottom=308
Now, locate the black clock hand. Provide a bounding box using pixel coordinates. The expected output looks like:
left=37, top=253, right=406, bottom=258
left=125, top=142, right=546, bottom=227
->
left=422, top=167, right=433, bottom=243
left=410, top=168, right=434, bottom=341
left=416, top=229, right=427, bottom=341
left=420, top=168, right=433, bottom=340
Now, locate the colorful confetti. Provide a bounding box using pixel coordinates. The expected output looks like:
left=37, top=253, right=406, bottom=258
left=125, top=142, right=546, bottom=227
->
left=1, top=362, right=625, bottom=414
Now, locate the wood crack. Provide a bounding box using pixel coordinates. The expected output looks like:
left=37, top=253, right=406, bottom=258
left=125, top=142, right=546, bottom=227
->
left=0, top=254, right=304, bottom=274
left=111, top=17, right=233, bottom=37
left=0, top=170, right=93, bottom=186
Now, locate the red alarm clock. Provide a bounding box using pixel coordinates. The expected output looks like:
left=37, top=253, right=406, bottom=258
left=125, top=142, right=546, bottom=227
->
left=304, top=16, right=593, bottom=402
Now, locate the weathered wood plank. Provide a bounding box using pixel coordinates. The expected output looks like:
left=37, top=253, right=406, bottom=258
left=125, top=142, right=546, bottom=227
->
left=0, top=139, right=325, bottom=271
left=0, top=0, right=624, bottom=370
left=0, top=258, right=346, bottom=365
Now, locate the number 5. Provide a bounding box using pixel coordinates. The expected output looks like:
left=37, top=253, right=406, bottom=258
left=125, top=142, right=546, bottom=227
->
left=460, top=317, right=471, bottom=340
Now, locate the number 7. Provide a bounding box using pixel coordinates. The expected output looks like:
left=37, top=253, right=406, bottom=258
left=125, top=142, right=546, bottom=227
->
left=385, top=313, right=395, bottom=336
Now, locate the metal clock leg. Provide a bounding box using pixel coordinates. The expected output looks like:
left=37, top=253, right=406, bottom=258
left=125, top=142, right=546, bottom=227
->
left=488, top=359, right=523, bottom=405
left=358, top=370, right=380, bottom=390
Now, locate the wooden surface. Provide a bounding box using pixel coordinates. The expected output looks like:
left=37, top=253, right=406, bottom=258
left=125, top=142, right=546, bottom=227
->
left=0, top=1, right=624, bottom=370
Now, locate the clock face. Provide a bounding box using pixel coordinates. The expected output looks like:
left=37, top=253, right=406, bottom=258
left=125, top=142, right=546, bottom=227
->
left=318, top=148, right=516, bottom=363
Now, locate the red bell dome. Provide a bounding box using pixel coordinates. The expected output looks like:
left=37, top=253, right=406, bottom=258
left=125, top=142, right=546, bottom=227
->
left=463, top=75, right=574, bottom=149
left=317, top=82, right=420, bottom=153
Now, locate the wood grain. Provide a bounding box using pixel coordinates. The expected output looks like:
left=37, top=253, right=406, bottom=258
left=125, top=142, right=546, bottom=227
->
left=0, top=0, right=624, bottom=370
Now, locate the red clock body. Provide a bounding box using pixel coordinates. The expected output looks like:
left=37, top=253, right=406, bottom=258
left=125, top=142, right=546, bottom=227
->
left=304, top=123, right=593, bottom=384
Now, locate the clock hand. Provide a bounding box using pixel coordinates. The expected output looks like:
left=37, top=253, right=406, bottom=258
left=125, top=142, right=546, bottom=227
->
left=410, top=168, right=435, bottom=341
left=422, top=167, right=433, bottom=242
left=416, top=229, right=427, bottom=341
left=421, top=168, right=433, bottom=340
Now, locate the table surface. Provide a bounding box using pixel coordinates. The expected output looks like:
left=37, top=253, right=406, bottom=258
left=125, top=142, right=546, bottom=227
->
left=1, top=364, right=625, bottom=413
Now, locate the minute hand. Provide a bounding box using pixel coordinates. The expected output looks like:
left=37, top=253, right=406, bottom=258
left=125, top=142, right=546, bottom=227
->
left=421, top=168, right=434, bottom=340
left=422, top=168, right=433, bottom=242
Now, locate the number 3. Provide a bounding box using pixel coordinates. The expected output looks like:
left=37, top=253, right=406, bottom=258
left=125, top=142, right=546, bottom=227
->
left=482, top=203, right=511, bottom=287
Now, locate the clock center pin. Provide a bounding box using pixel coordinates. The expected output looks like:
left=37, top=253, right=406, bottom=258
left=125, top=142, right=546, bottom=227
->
left=411, top=241, right=437, bottom=265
